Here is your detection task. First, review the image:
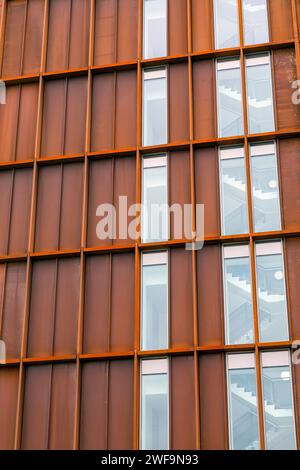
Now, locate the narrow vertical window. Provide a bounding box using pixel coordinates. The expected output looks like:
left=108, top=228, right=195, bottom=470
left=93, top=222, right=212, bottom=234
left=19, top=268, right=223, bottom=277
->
left=216, top=59, right=244, bottom=138
left=223, top=245, right=254, bottom=345
left=143, top=0, right=167, bottom=59
left=261, top=351, right=297, bottom=450
left=242, top=0, right=269, bottom=46
left=141, top=359, right=169, bottom=450
left=214, top=0, right=239, bottom=50
left=142, top=155, right=168, bottom=242
left=250, top=142, right=281, bottom=233
left=141, top=252, right=168, bottom=351
left=143, top=68, right=167, bottom=147
left=220, top=146, right=249, bottom=235
left=255, top=242, right=289, bottom=342
left=227, top=354, right=260, bottom=450
left=245, top=54, right=275, bottom=134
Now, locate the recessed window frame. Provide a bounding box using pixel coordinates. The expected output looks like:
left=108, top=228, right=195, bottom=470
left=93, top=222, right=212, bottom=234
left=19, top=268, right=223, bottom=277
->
left=143, top=0, right=168, bottom=60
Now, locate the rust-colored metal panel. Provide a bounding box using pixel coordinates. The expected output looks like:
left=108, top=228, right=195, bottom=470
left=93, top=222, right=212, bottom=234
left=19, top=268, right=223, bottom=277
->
left=21, top=365, right=51, bottom=450
left=199, top=353, right=228, bottom=449
left=286, top=238, right=300, bottom=339
left=53, top=258, right=80, bottom=356
left=168, top=0, right=188, bottom=56
left=79, top=361, right=107, bottom=449
left=59, top=163, right=83, bottom=250
left=169, top=63, right=189, bottom=143
left=0, top=171, right=13, bottom=254
left=1, top=262, right=26, bottom=359
left=22, top=0, right=44, bottom=75
left=94, top=0, right=117, bottom=66
left=110, top=253, right=135, bottom=352
left=83, top=255, right=110, bottom=353
left=279, top=139, right=300, bottom=231
left=68, top=0, right=90, bottom=70
left=48, top=363, right=76, bottom=450
left=169, top=150, right=191, bottom=240
left=273, top=49, right=300, bottom=130
left=269, top=0, right=293, bottom=42
left=2, top=0, right=26, bottom=77
left=117, top=0, right=138, bottom=63
left=170, top=248, right=193, bottom=348
left=46, top=0, right=71, bottom=72
left=91, top=73, right=114, bottom=151
left=194, top=147, right=220, bottom=238
left=0, top=368, right=19, bottom=449
left=191, top=0, right=213, bottom=52
left=9, top=168, right=32, bottom=255
left=197, top=245, right=224, bottom=346
left=41, top=79, right=66, bottom=157
left=170, top=356, right=196, bottom=450
left=107, top=360, right=134, bottom=450
left=115, top=70, right=137, bottom=149
left=0, top=85, right=19, bottom=162
left=64, top=77, right=87, bottom=155
left=15, top=83, right=39, bottom=161
left=193, top=60, right=216, bottom=140
left=27, top=260, right=56, bottom=357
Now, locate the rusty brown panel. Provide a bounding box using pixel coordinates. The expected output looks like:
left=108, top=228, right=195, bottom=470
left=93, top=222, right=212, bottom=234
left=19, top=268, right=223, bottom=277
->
left=1, top=263, right=26, bottom=359
left=9, top=168, right=32, bottom=255
left=168, top=0, right=188, bottom=55
left=170, top=248, right=194, bottom=348
left=169, top=63, right=189, bottom=143
left=278, top=139, right=300, bottom=231
left=193, top=60, right=216, bottom=140
left=2, top=0, right=26, bottom=77
left=269, top=0, right=293, bottom=42
left=170, top=356, right=196, bottom=450
left=0, top=171, right=13, bottom=255
left=115, top=70, right=137, bottom=149
left=0, top=368, right=19, bottom=449
left=79, top=361, right=107, bottom=449
left=194, top=147, right=220, bottom=238
left=83, top=255, right=110, bottom=353
left=27, top=260, right=56, bottom=357
left=199, top=353, right=228, bottom=449
left=113, top=155, right=136, bottom=246
left=107, top=360, right=134, bottom=450
left=0, top=85, right=19, bottom=163
left=34, top=165, right=62, bottom=252
left=40, top=79, right=65, bottom=157
left=0, top=265, right=5, bottom=314
left=21, top=365, right=51, bottom=449
left=117, top=0, right=138, bottom=62
left=22, top=0, right=44, bottom=75
left=48, top=363, right=76, bottom=450
left=87, top=159, right=113, bottom=247
left=191, top=0, right=213, bottom=52
left=68, top=0, right=90, bottom=69
left=94, top=0, right=117, bottom=66
left=53, top=258, right=80, bottom=356
left=286, top=238, right=300, bottom=339
left=273, top=49, right=300, bottom=130
left=110, top=253, right=135, bottom=352
left=46, top=0, right=70, bottom=72
left=64, top=77, right=87, bottom=155
left=15, top=83, right=39, bottom=161
left=169, top=150, right=191, bottom=240
left=91, top=73, right=114, bottom=152
left=59, top=163, right=83, bottom=250
left=197, top=244, right=224, bottom=346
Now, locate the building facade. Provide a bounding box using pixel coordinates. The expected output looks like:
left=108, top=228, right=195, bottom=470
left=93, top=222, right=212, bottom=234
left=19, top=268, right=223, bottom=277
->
left=0, top=0, right=300, bottom=450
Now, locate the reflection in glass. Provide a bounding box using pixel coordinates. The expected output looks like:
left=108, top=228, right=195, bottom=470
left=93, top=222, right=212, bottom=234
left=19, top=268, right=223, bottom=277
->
left=143, top=70, right=167, bottom=146
left=214, top=0, right=239, bottom=49
left=142, top=164, right=168, bottom=242
left=243, top=0, right=269, bottom=45
left=143, top=0, right=167, bottom=59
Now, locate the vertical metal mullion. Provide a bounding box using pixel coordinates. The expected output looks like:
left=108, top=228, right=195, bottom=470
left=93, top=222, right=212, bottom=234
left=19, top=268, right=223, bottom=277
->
left=12, top=85, right=22, bottom=163
left=66, top=0, right=72, bottom=70
left=0, top=0, right=7, bottom=76
left=5, top=169, right=15, bottom=256
left=19, top=0, right=28, bottom=75
left=62, top=78, right=68, bottom=157
left=50, top=258, right=59, bottom=357
left=41, top=0, right=49, bottom=73
left=89, top=0, right=95, bottom=67
left=0, top=263, right=7, bottom=342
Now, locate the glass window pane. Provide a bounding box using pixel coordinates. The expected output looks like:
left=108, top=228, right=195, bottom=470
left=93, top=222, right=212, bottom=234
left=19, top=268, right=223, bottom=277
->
left=246, top=56, right=275, bottom=134
left=220, top=154, right=249, bottom=235
left=214, top=0, right=239, bottom=49
left=143, top=0, right=167, bottom=59
left=224, top=253, right=254, bottom=344
left=217, top=62, right=244, bottom=137
left=142, top=164, right=168, bottom=242
left=256, top=250, right=289, bottom=342
left=143, top=70, right=167, bottom=146
left=251, top=150, right=281, bottom=233
left=141, top=372, right=169, bottom=450
left=262, top=365, right=296, bottom=450
left=228, top=365, right=260, bottom=449
left=141, top=263, right=168, bottom=350
left=243, top=0, right=269, bottom=45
